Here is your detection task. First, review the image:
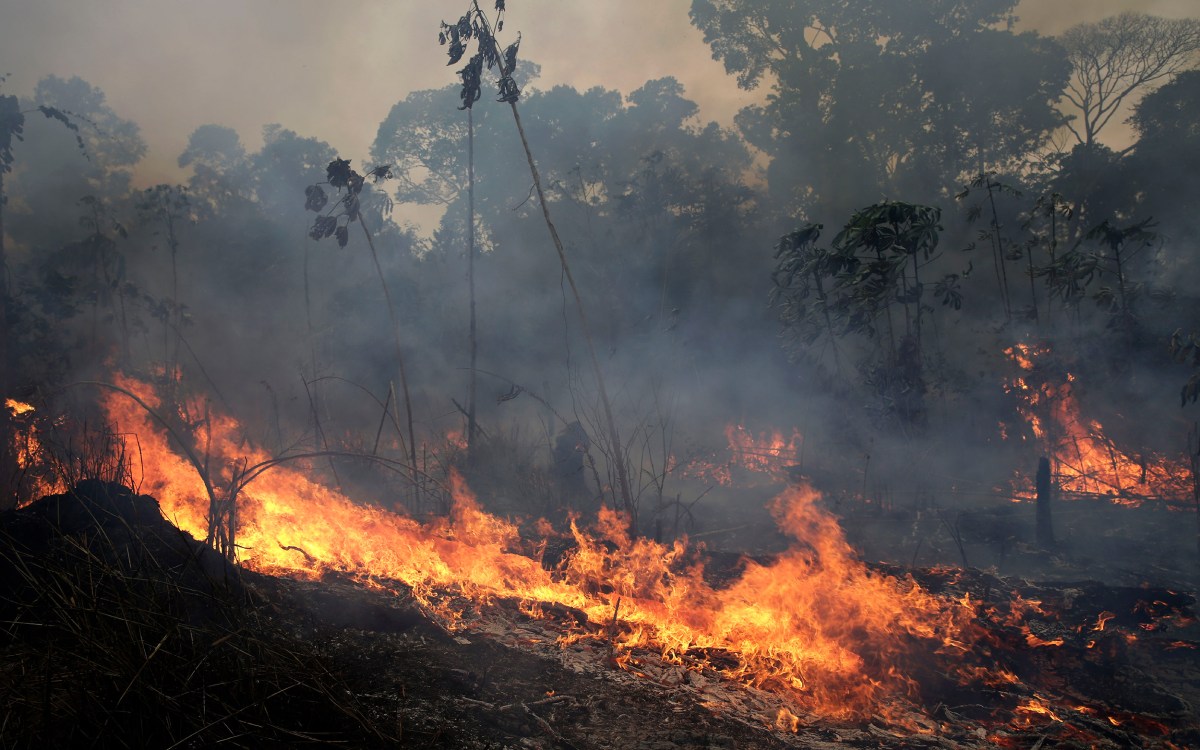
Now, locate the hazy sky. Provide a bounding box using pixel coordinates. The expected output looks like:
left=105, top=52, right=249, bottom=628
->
left=1, top=0, right=1197, bottom=185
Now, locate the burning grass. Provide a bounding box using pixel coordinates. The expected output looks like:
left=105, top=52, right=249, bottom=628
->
left=86, top=373, right=982, bottom=724
left=4, top=372, right=1200, bottom=747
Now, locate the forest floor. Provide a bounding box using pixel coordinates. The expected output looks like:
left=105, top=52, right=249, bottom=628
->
left=2, top=481, right=1199, bottom=749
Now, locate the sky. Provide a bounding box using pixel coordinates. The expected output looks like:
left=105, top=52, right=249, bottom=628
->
left=1, top=0, right=1197, bottom=185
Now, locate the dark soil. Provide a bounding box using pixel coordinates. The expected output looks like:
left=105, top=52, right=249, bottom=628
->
left=3, top=481, right=1199, bottom=749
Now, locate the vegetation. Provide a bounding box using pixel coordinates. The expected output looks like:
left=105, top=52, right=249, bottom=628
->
left=0, top=2, right=1197, bottom=531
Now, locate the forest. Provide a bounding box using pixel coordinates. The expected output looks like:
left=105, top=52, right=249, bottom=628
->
left=2, top=1, right=1200, bottom=747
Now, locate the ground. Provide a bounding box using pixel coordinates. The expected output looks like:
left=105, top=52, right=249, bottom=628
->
left=2, top=481, right=1199, bottom=748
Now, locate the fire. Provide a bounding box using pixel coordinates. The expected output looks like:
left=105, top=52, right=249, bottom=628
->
left=5, top=399, right=35, bottom=416
left=1014, top=696, right=1062, bottom=725
left=1002, top=343, right=1191, bottom=506
left=5, top=398, right=68, bottom=501
left=1091, top=611, right=1116, bottom=633
left=680, top=423, right=803, bottom=486
left=775, top=707, right=801, bottom=732
left=92, top=373, right=976, bottom=723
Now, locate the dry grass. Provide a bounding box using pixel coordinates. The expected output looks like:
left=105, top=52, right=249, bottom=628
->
left=0, top=480, right=395, bottom=749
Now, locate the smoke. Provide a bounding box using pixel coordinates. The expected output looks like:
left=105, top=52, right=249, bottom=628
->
left=3, top=0, right=1198, bottom=581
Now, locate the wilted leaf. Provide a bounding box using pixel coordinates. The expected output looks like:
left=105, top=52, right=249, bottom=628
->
left=304, top=184, right=328, bottom=212
left=335, top=225, right=349, bottom=248
left=309, top=215, right=337, bottom=241
left=326, top=158, right=354, bottom=189
left=503, top=33, right=521, bottom=72
left=497, top=75, right=520, bottom=103
left=447, top=38, right=466, bottom=65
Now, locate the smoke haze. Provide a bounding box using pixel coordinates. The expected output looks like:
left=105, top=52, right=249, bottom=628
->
left=2, top=0, right=1199, bottom=579
left=1, top=0, right=1186, bottom=184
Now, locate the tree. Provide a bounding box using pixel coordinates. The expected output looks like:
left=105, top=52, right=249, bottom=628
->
left=438, top=1, right=647, bottom=521
left=772, top=201, right=952, bottom=425
left=1125, top=70, right=1200, bottom=251
left=0, top=80, right=94, bottom=506
left=177, top=124, right=249, bottom=216
left=372, top=70, right=760, bottom=494
left=689, top=0, right=1068, bottom=219
left=1058, top=12, right=1200, bottom=151
left=136, top=184, right=193, bottom=402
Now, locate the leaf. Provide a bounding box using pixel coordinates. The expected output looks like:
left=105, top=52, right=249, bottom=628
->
left=326, top=158, right=354, bottom=189
left=309, top=215, right=337, bottom=241
left=503, top=33, right=521, bottom=73
left=447, top=38, right=466, bottom=65
left=368, top=164, right=394, bottom=182
left=458, top=53, right=484, bottom=109
left=304, top=184, right=328, bottom=212
left=335, top=225, right=349, bottom=248
left=37, top=105, right=80, bottom=132
left=497, top=75, right=520, bottom=103
left=495, top=0, right=505, bottom=10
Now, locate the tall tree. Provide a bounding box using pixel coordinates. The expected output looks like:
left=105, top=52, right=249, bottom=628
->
left=1126, top=70, right=1200, bottom=230
left=1057, top=12, right=1200, bottom=152
left=689, top=0, right=1068, bottom=220
left=0, top=81, right=95, bottom=506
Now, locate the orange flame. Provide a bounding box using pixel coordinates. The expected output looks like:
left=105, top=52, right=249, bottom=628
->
left=6, top=399, right=68, bottom=501
left=1003, top=344, right=1190, bottom=506
left=679, top=424, right=803, bottom=487
left=5, top=399, right=35, bottom=416
left=90, top=373, right=981, bottom=723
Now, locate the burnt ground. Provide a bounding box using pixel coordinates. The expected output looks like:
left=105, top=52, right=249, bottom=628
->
left=3, top=481, right=1200, bottom=749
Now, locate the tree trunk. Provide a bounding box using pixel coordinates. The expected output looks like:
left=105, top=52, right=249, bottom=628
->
left=1036, top=456, right=1055, bottom=548
left=466, top=106, right=478, bottom=462
left=0, top=168, right=16, bottom=508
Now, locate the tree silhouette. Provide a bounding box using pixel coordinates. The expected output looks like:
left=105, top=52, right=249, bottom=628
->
left=1058, top=13, right=1200, bottom=151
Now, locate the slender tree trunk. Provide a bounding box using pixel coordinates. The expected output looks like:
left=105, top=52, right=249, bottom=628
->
left=470, top=0, right=634, bottom=522
left=358, top=220, right=420, bottom=489
left=812, top=271, right=842, bottom=374
left=506, top=100, right=635, bottom=521
left=985, top=178, right=1012, bottom=322
left=911, top=251, right=922, bottom=355
left=466, top=106, right=478, bottom=461
left=1189, top=424, right=1198, bottom=560
left=874, top=247, right=897, bottom=356
left=0, top=168, right=14, bottom=507
left=1036, top=455, right=1055, bottom=548
left=1113, top=243, right=1130, bottom=328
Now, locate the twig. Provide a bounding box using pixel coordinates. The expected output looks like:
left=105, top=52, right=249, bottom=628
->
left=279, top=544, right=317, bottom=566
left=519, top=702, right=579, bottom=750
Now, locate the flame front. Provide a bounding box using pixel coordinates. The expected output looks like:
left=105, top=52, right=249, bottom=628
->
left=97, top=374, right=973, bottom=723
